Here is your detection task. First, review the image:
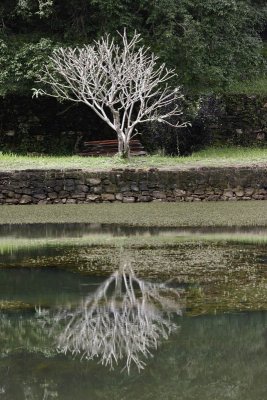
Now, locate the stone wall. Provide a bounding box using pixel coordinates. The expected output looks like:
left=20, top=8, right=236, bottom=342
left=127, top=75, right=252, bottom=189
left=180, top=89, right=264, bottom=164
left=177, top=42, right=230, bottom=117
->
left=199, top=94, right=267, bottom=147
left=0, top=166, right=267, bottom=205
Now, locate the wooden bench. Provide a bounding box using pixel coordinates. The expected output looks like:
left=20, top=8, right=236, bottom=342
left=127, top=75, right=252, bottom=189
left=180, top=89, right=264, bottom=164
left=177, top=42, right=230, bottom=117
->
left=79, top=139, right=147, bottom=156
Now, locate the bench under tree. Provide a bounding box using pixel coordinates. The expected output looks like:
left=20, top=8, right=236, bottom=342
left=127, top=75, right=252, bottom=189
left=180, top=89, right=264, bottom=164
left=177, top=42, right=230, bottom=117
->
left=79, top=139, right=147, bottom=157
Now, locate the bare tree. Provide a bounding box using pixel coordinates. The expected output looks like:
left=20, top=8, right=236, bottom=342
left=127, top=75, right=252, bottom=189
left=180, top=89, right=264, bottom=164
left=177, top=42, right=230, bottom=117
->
left=48, top=263, right=182, bottom=372
left=33, top=30, right=187, bottom=158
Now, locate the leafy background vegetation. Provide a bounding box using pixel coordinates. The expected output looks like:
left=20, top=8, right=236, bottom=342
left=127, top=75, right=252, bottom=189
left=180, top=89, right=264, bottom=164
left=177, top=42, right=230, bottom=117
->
left=0, top=1, right=266, bottom=155
left=0, top=0, right=266, bottom=94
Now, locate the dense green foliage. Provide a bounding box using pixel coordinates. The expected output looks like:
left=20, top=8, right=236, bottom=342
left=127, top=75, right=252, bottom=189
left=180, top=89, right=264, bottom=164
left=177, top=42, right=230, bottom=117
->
left=0, top=0, right=266, bottom=95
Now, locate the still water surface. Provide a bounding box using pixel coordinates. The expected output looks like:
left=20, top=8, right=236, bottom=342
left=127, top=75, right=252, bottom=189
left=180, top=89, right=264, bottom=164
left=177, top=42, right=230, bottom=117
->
left=0, top=224, right=266, bottom=399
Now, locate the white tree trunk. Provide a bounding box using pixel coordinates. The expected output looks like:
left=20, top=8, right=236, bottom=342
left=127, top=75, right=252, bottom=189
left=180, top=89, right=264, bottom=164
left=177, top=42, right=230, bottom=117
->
left=117, top=133, right=130, bottom=158
left=120, top=139, right=130, bottom=158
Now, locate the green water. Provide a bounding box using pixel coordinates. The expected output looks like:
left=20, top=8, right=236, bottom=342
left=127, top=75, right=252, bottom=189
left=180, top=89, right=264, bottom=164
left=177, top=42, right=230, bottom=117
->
left=0, top=223, right=266, bottom=399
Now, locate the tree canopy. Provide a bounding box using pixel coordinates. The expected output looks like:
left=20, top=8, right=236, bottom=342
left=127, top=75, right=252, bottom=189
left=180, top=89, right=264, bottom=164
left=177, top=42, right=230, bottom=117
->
left=33, top=30, right=187, bottom=157
left=0, top=0, right=266, bottom=95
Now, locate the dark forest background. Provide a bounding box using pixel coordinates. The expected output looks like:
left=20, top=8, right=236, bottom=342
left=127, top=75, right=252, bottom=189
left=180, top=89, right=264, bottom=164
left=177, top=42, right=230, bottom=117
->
left=0, top=0, right=266, bottom=155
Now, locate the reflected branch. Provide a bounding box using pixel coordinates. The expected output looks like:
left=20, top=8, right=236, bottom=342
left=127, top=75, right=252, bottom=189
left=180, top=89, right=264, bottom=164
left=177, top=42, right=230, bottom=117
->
left=49, top=262, right=183, bottom=372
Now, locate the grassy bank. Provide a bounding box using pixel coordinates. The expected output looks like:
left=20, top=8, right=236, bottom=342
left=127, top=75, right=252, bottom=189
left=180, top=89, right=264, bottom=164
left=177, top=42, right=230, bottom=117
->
left=0, top=202, right=267, bottom=227
left=0, top=147, right=266, bottom=171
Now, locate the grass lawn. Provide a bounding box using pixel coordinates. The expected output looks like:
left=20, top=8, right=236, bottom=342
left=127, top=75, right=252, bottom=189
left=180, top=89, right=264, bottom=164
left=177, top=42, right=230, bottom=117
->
left=0, top=146, right=266, bottom=171
left=0, top=202, right=266, bottom=226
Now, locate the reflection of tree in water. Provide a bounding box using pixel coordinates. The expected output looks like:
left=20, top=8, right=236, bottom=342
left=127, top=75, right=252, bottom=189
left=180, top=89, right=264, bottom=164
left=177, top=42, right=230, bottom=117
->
left=0, top=314, right=53, bottom=357
left=23, top=379, right=58, bottom=400
left=1, top=379, right=58, bottom=400
left=1, top=309, right=267, bottom=399
left=50, top=263, right=182, bottom=372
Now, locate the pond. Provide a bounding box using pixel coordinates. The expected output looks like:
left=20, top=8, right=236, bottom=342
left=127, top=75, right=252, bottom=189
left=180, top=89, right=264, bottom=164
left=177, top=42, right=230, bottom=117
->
left=0, top=223, right=266, bottom=399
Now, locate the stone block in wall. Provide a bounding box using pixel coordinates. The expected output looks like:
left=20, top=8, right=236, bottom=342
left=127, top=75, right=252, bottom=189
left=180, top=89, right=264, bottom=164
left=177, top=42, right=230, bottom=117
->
left=86, top=178, right=101, bottom=186
left=61, top=171, right=82, bottom=180
left=121, top=191, right=136, bottom=197
left=105, top=184, right=117, bottom=193
left=139, top=182, right=149, bottom=191
left=54, top=185, right=63, bottom=192
left=64, top=179, right=75, bottom=186
left=71, top=193, right=86, bottom=199
left=147, top=170, right=160, bottom=189
left=48, top=192, right=58, bottom=200
left=19, top=195, right=32, bottom=204
left=33, top=193, right=46, bottom=200
left=152, top=191, right=167, bottom=200
left=122, top=197, right=136, bottom=203
left=86, top=195, right=100, bottom=202
left=137, top=195, right=152, bottom=202
left=174, top=189, right=186, bottom=197
left=21, top=189, right=33, bottom=195
left=76, top=184, right=89, bottom=193
left=6, top=199, right=20, bottom=204
left=31, top=188, right=45, bottom=195
left=165, top=190, right=174, bottom=197
left=207, top=195, right=221, bottom=201
left=252, top=194, right=265, bottom=200
left=223, top=190, right=234, bottom=198
left=92, top=186, right=102, bottom=194
left=244, top=188, right=254, bottom=196
left=107, top=174, right=117, bottom=184
left=122, top=169, right=138, bottom=181
left=130, top=183, right=139, bottom=192
left=17, top=180, right=30, bottom=188
left=32, top=180, right=47, bottom=189
left=58, top=191, right=69, bottom=198
left=257, top=188, right=267, bottom=195
left=114, top=173, right=123, bottom=184
left=193, top=189, right=205, bottom=195
left=63, top=185, right=75, bottom=192
left=181, top=170, right=197, bottom=184
left=208, top=171, right=228, bottom=187
left=147, top=182, right=160, bottom=189
left=115, top=194, right=123, bottom=201
left=235, top=189, right=244, bottom=197
left=6, top=191, right=15, bottom=198
left=241, top=169, right=264, bottom=187
left=213, top=188, right=223, bottom=195
left=120, top=185, right=131, bottom=192
left=141, top=191, right=151, bottom=196
left=101, top=194, right=115, bottom=201
left=136, top=169, right=147, bottom=180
